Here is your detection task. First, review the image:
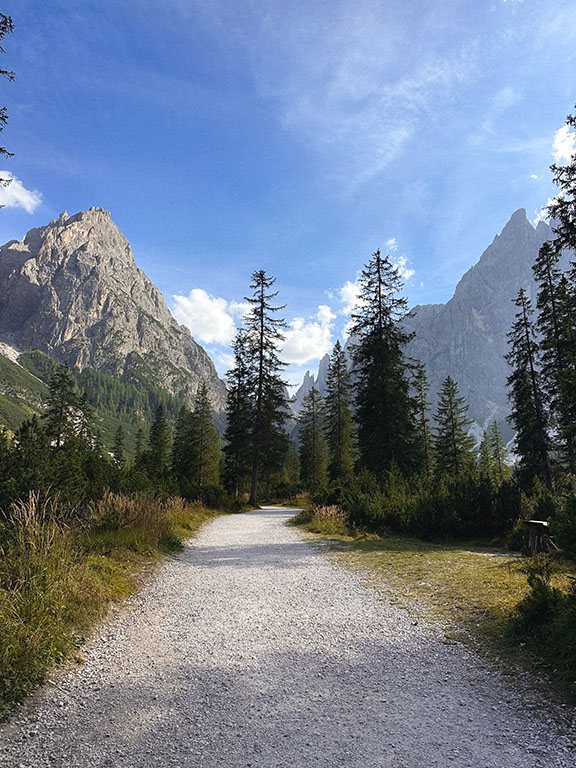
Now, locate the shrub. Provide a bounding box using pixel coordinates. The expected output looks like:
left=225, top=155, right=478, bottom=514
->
left=551, top=493, right=576, bottom=561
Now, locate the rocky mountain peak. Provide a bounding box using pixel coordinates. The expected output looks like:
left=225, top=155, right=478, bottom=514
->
left=0, top=208, right=226, bottom=411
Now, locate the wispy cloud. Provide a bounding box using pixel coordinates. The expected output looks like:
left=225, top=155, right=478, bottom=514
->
left=182, top=0, right=481, bottom=188
left=0, top=172, right=42, bottom=213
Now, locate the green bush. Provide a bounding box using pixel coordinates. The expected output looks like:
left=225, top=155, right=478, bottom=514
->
left=511, top=555, right=576, bottom=685
left=552, top=494, right=576, bottom=560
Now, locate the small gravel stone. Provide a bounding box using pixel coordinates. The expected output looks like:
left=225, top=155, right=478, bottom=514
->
left=0, top=507, right=574, bottom=767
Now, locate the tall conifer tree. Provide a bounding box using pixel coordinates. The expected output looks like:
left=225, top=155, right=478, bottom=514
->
left=224, top=332, right=254, bottom=496
left=532, top=241, right=576, bottom=469
left=298, top=387, right=329, bottom=493
left=349, top=250, right=417, bottom=476
left=413, top=365, right=432, bottom=476
left=243, top=270, right=288, bottom=506
left=44, top=365, right=78, bottom=448
left=323, top=340, right=354, bottom=481
left=432, top=376, right=475, bottom=477
left=148, top=405, right=171, bottom=479
left=190, top=383, right=220, bottom=487
left=505, top=289, right=552, bottom=489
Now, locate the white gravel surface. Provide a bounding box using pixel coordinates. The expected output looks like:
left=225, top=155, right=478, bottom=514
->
left=1, top=507, right=574, bottom=767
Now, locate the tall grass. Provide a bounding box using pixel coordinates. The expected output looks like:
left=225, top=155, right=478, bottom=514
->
left=0, top=492, right=216, bottom=718
left=290, top=505, right=350, bottom=536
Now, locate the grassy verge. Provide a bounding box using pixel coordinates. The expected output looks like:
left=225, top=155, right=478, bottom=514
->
left=290, top=505, right=576, bottom=697
left=0, top=492, right=219, bottom=719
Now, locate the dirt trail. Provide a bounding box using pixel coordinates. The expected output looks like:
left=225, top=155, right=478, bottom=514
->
left=0, top=507, right=574, bottom=767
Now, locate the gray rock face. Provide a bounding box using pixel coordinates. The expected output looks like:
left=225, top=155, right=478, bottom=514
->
left=0, top=207, right=226, bottom=410
left=405, top=209, right=558, bottom=440
left=293, top=209, right=564, bottom=440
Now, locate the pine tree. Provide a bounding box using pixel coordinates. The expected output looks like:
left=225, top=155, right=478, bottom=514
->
left=413, top=365, right=432, bottom=476
left=349, top=250, right=418, bottom=476
left=134, top=428, right=144, bottom=463
left=243, top=270, right=288, bottom=506
left=478, top=430, right=494, bottom=479
left=548, top=105, right=576, bottom=251
left=505, top=289, right=552, bottom=489
left=44, top=364, right=78, bottom=448
left=76, top=391, right=99, bottom=449
left=223, top=332, right=254, bottom=496
left=532, top=241, right=576, bottom=469
left=112, top=424, right=125, bottom=466
left=323, top=340, right=355, bottom=481
left=148, top=405, right=171, bottom=479
left=488, top=421, right=510, bottom=484
left=259, top=374, right=289, bottom=501
left=190, top=382, right=220, bottom=487
left=298, top=387, right=329, bottom=492
left=172, top=406, right=192, bottom=478
left=14, top=415, right=50, bottom=495
left=432, top=376, right=475, bottom=477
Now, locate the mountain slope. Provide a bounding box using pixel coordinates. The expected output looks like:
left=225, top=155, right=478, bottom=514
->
left=0, top=207, right=226, bottom=411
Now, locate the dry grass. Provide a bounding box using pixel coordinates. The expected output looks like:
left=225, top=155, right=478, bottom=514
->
left=292, top=516, right=576, bottom=667
left=0, top=492, right=218, bottom=718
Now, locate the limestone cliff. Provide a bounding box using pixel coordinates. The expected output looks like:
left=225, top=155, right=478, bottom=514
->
left=0, top=207, right=226, bottom=410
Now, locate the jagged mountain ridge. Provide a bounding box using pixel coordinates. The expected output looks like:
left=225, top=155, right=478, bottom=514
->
left=0, top=207, right=226, bottom=411
left=293, top=209, right=565, bottom=441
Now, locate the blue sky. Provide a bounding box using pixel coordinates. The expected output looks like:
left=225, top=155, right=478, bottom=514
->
left=0, top=0, right=575, bottom=387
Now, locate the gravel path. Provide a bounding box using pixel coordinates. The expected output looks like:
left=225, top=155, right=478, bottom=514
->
left=1, top=507, right=574, bottom=767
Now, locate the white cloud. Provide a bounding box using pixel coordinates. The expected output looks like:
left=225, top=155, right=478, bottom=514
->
left=553, top=125, right=576, bottom=164
left=172, top=288, right=241, bottom=345
left=338, top=274, right=363, bottom=316
left=282, top=304, right=336, bottom=365
left=393, top=255, right=415, bottom=280
left=530, top=174, right=539, bottom=179
left=532, top=197, right=555, bottom=226
left=0, top=172, right=42, bottom=213
left=385, top=237, right=398, bottom=251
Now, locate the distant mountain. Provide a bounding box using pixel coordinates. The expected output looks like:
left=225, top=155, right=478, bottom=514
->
left=0, top=207, right=226, bottom=412
left=293, top=209, right=565, bottom=441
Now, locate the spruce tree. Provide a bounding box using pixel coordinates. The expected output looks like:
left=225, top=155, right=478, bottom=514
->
left=243, top=270, right=288, bottom=506
left=505, top=289, right=552, bottom=489
left=477, top=430, right=494, bottom=479
left=14, top=415, right=50, bottom=496
left=349, top=250, right=418, bottom=476
left=298, top=387, right=329, bottom=493
left=532, top=241, right=576, bottom=470
left=44, top=364, right=78, bottom=448
left=190, top=382, right=220, bottom=487
left=259, top=374, right=289, bottom=501
left=432, top=376, right=475, bottom=477
left=112, top=424, right=125, bottom=466
left=76, top=391, right=99, bottom=449
left=223, top=332, right=254, bottom=496
left=148, top=405, right=171, bottom=479
left=323, top=340, right=354, bottom=481
left=488, top=421, right=510, bottom=484
left=413, top=365, right=432, bottom=476
left=134, top=428, right=144, bottom=463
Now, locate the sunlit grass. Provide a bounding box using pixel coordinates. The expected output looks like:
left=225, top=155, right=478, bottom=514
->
left=0, top=493, right=219, bottom=718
